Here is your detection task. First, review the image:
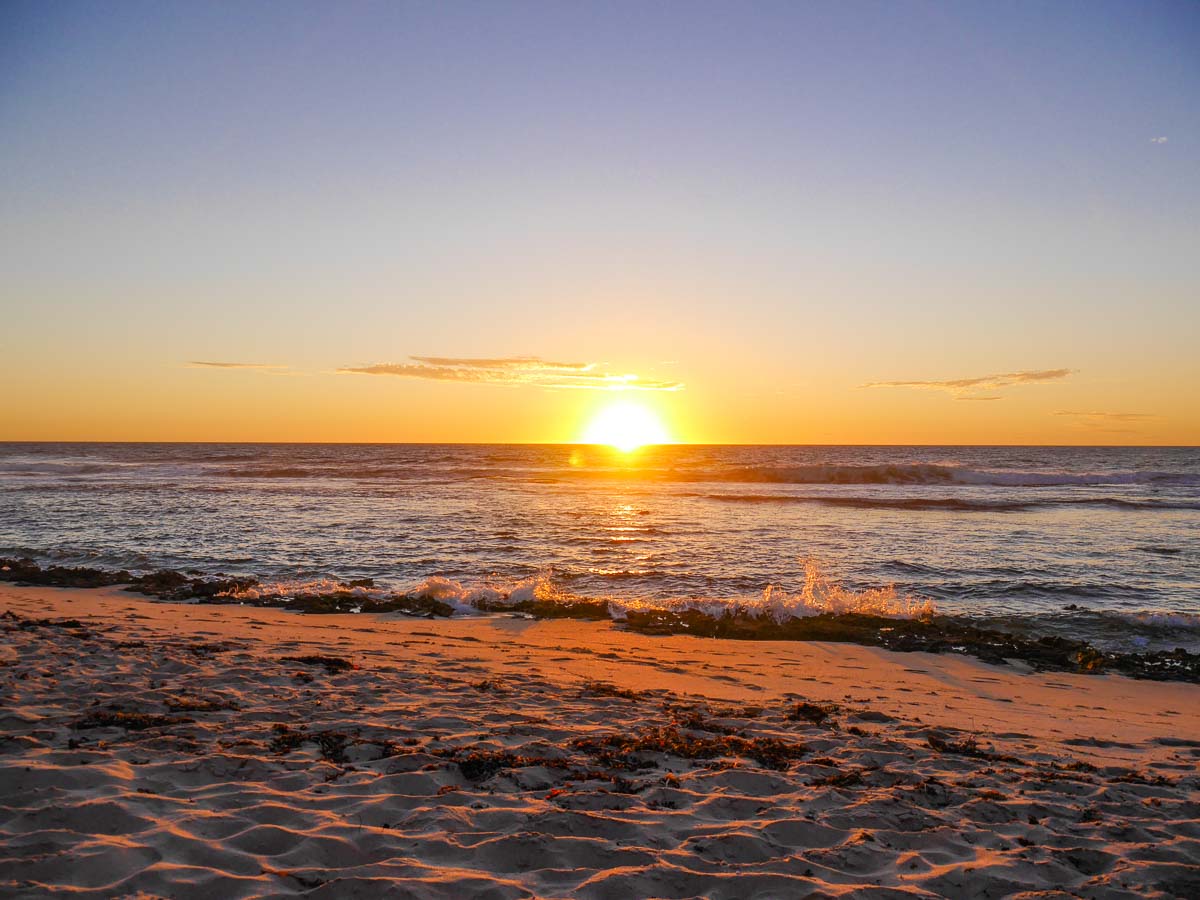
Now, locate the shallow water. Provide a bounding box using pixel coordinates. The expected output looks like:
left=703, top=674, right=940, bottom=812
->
left=2, top=443, right=1198, bottom=651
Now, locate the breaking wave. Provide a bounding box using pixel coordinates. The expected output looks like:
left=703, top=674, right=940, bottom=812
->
left=692, top=494, right=1200, bottom=512
left=207, top=460, right=1200, bottom=490
left=606, top=560, right=936, bottom=622
left=219, top=561, right=936, bottom=623
left=687, top=464, right=1200, bottom=488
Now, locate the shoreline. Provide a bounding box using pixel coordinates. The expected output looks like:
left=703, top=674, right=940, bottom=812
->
left=2, top=583, right=1199, bottom=897
left=4, top=557, right=1199, bottom=683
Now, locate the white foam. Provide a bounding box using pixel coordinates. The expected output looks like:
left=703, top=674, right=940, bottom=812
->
left=607, top=560, right=935, bottom=622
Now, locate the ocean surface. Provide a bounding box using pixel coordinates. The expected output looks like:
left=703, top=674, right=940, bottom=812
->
left=2, top=443, right=1198, bottom=652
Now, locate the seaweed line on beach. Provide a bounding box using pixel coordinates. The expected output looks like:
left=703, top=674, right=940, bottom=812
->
left=3, top=557, right=1199, bottom=683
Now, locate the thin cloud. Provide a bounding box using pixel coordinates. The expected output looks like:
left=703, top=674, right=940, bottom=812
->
left=1053, top=411, right=1158, bottom=422
left=339, top=356, right=683, bottom=391
left=1150, top=136, right=1168, bottom=144
left=188, top=361, right=287, bottom=371
left=954, top=396, right=1003, bottom=402
left=410, top=356, right=593, bottom=372
left=1054, top=411, right=1161, bottom=435
left=864, top=368, right=1073, bottom=394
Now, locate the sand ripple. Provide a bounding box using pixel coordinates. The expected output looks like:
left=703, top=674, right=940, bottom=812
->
left=1, top=599, right=1198, bottom=898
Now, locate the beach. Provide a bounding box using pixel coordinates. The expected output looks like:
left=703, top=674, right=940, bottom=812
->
left=2, top=583, right=1198, bottom=899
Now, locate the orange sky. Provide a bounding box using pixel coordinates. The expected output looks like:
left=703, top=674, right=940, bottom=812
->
left=4, top=353, right=1196, bottom=445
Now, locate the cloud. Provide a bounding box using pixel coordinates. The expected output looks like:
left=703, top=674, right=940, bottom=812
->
left=954, top=396, right=1003, bottom=402
left=410, top=356, right=593, bottom=372
left=1053, top=411, right=1160, bottom=434
left=1053, top=411, right=1158, bottom=422
left=864, top=368, right=1073, bottom=394
left=338, top=356, right=683, bottom=391
left=1150, top=136, right=1168, bottom=144
left=188, top=361, right=287, bottom=371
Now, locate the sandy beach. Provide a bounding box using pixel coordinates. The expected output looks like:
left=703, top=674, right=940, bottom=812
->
left=1, top=584, right=1197, bottom=898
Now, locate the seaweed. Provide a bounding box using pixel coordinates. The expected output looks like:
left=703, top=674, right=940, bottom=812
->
left=125, top=570, right=260, bottom=602
left=787, top=701, right=840, bottom=726
left=582, top=682, right=642, bottom=700
left=812, top=768, right=868, bottom=788
left=621, top=607, right=1200, bottom=683
left=573, top=725, right=806, bottom=771
left=474, top=678, right=509, bottom=693
left=2, top=612, right=88, bottom=631
left=665, top=704, right=743, bottom=736
left=442, top=749, right=565, bottom=782
left=75, top=710, right=192, bottom=731
left=0, top=557, right=130, bottom=589
left=164, top=695, right=237, bottom=713
left=280, top=655, right=354, bottom=674
left=472, top=597, right=611, bottom=620
left=1110, top=770, right=1172, bottom=786
left=269, top=725, right=351, bottom=763
left=205, top=589, right=454, bottom=618
left=926, top=733, right=1020, bottom=764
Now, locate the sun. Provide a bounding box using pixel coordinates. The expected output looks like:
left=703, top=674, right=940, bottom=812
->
left=582, top=402, right=670, bottom=451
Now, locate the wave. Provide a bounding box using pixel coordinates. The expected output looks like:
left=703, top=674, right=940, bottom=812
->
left=222, top=467, right=315, bottom=479
left=218, top=465, right=495, bottom=481
left=216, top=562, right=936, bottom=621
left=608, top=561, right=936, bottom=622
left=686, top=463, right=1200, bottom=488
left=406, top=562, right=936, bottom=622
left=1100, top=610, right=1200, bottom=632
left=0, top=462, right=129, bottom=477
left=6, top=451, right=1197, bottom=492
left=692, top=493, right=1200, bottom=511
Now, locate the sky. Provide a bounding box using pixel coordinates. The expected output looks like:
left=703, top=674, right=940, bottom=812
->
left=2, top=0, right=1197, bottom=444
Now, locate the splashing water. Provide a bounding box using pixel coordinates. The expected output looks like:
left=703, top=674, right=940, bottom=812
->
left=214, top=560, right=933, bottom=623
left=607, top=559, right=935, bottom=622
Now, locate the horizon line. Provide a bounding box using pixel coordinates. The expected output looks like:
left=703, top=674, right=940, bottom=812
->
left=0, top=440, right=1196, bottom=449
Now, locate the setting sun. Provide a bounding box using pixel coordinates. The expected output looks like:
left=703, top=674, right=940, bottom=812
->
left=581, top=401, right=671, bottom=451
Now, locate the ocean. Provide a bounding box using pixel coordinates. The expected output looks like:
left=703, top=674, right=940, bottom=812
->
left=2, top=443, right=1198, bottom=652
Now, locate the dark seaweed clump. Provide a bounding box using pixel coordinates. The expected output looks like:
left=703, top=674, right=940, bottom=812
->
left=0, top=558, right=454, bottom=617
left=472, top=596, right=611, bottom=620
left=445, top=749, right=566, bottom=782
left=1, top=610, right=91, bottom=632
left=280, top=655, right=354, bottom=674
left=621, top=608, right=1200, bottom=683
left=128, top=570, right=454, bottom=617
left=788, top=701, right=841, bottom=726
left=269, top=725, right=352, bottom=763
left=927, top=733, right=1021, bottom=764
left=75, top=709, right=193, bottom=731
left=207, top=587, right=452, bottom=618
left=574, top=725, right=807, bottom=771
left=124, top=569, right=259, bottom=602
left=0, top=557, right=130, bottom=589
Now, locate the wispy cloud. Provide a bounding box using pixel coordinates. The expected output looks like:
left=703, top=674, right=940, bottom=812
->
left=954, top=395, right=1003, bottom=401
left=338, top=356, right=683, bottom=391
left=864, top=368, right=1072, bottom=395
left=1053, top=411, right=1161, bottom=434
left=188, top=361, right=288, bottom=371
left=1150, top=136, right=1168, bottom=144
left=1054, top=411, right=1158, bottom=423
left=410, top=356, right=592, bottom=372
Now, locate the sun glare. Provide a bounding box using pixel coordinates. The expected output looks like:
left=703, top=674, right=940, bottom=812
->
left=582, top=402, right=670, bottom=451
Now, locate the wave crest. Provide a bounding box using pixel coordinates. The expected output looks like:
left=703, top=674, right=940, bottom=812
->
left=218, top=563, right=934, bottom=623
left=701, top=464, right=1199, bottom=488
left=608, top=560, right=934, bottom=622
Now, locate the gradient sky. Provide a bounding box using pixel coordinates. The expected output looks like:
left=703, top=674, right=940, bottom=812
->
left=3, top=0, right=1197, bottom=444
